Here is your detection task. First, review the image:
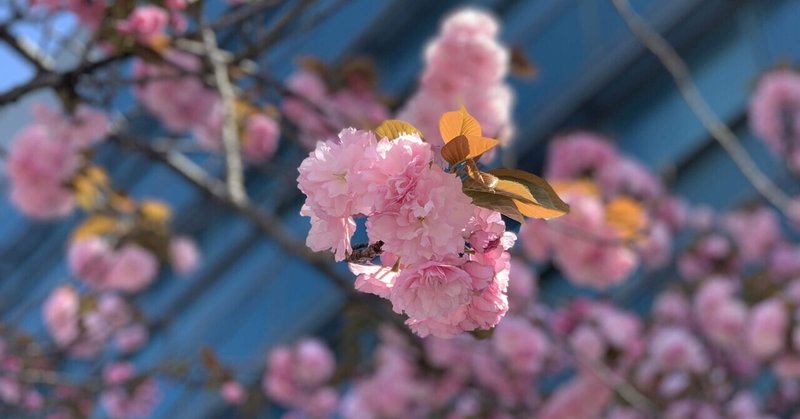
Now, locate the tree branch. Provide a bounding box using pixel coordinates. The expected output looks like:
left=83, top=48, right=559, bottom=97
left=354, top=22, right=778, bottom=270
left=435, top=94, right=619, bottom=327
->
left=0, top=24, right=51, bottom=73
left=231, top=0, right=316, bottom=64
left=201, top=25, right=247, bottom=205
left=109, top=132, right=422, bottom=341
left=0, top=52, right=129, bottom=106
left=611, top=0, right=792, bottom=214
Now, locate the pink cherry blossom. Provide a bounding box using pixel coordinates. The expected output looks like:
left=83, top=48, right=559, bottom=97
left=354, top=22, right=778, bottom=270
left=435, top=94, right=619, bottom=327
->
left=68, top=237, right=115, bottom=288
left=115, top=6, right=169, bottom=45
left=133, top=50, right=218, bottom=133
left=221, top=381, right=246, bottom=405
left=170, top=236, right=201, bottom=275
left=397, top=8, right=514, bottom=147
left=242, top=114, right=280, bottom=163
left=31, top=103, right=109, bottom=149
left=597, top=156, right=663, bottom=202
left=103, top=362, right=136, bottom=386
left=101, top=377, right=159, bottom=419
left=66, top=0, right=105, bottom=29
left=749, top=69, right=800, bottom=168
left=545, top=191, right=638, bottom=288
left=492, top=316, right=550, bottom=374
left=694, top=278, right=748, bottom=348
left=390, top=262, right=472, bottom=320
left=42, top=286, right=80, bottom=348
left=262, top=338, right=335, bottom=409
left=301, top=206, right=356, bottom=262
left=7, top=125, right=78, bottom=219
left=723, top=206, right=782, bottom=262
left=537, top=374, right=612, bottom=419
left=507, top=258, right=537, bottom=311
left=746, top=298, right=788, bottom=358
left=544, top=131, right=618, bottom=180
left=297, top=128, right=378, bottom=218
left=366, top=166, right=473, bottom=264
left=349, top=255, right=400, bottom=298
left=647, top=327, right=709, bottom=373
left=105, top=244, right=159, bottom=293
left=341, top=345, right=430, bottom=419
left=114, top=324, right=149, bottom=353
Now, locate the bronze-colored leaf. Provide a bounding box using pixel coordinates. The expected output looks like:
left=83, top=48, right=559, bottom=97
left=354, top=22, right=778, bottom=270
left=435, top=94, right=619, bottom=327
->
left=72, top=166, right=110, bottom=211
left=138, top=200, right=172, bottom=224
left=375, top=120, right=423, bottom=140
left=512, top=198, right=571, bottom=219
left=72, top=216, right=118, bottom=242
left=488, top=168, right=569, bottom=219
left=439, top=106, right=482, bottom=144
left=440, top=135, right=499, bottom=166
left=462, top=189, right=525, bottom=223
left=605, top=196, right=648, bottom=240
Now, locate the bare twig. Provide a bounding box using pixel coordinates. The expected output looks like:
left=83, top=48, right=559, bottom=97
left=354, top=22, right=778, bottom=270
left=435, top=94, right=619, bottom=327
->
left=231, top=0, right=316, bottom=64
left=109, top=132, right=421, bottom=341
left=0, top=24, right=51, bottom=72
left=611, top=0, right=792, bottom=214
left=0, top=52, right=129, bottom=106
left=574, top=352, right=658, bottom=416
left=201, top=26, right=247, bottom=205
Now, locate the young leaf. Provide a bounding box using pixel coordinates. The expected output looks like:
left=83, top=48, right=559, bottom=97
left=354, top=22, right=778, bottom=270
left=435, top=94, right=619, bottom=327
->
left=439, top=106, right=482, bottom=144
left=605, top=196, right=648, bottom=240
left=462, top=189, right=525, bottom=223
left=488, top=168, right=569, bottom=219
left=72, top=166, right=110, bottom=211
left=72, top=216, right=118, bottom=242
left=375, top=120, right=423, bottom=140
left=138, top=200, right=172, bottom=224
left=510, top=46, right=538, bottom=79
left=440, top=135, right=499, bottom=166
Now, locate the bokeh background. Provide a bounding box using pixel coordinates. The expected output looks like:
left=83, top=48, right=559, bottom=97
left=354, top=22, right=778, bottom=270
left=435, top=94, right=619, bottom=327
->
left=1, top=0, right=800, bottom=417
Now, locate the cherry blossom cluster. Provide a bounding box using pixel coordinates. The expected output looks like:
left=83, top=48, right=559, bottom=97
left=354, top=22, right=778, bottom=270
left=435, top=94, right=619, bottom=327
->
left=0, top=336, right=46, bottom=414
left=42, top=286, right=149, bottom=357
left=29, top=0, right=188, bottom=43
left=114, top=2, right=188, bottom=48
left=282, top=61, right=390, bottom=149
left=134, top=50, right=282, bottom=163
left=749, top=68, right=800, bottom=173
left=68, top=233, right=199, bottom=294
left=7, top=103, right=108, bottom=219
left=517, top=131, right=687, bottom=289
left=298, top=128, right=515, bottom=337
left=398, top=8, right=515, bottom=155
left=100, top=362, right=160, bottom=419
left=262, top=338, right=339, bottom=418
left=27, top=0, right=106, bottom=30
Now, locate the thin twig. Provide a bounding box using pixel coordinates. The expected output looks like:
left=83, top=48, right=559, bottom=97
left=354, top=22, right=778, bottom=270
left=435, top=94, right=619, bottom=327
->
left=0, top=52, right=129, bottom=106
left=611, top=0, right=792, bottom=214
left=0, top=24, right=51, bottom=72
left=231, top=0, right=316, bottom=64
left=201, top=25, right=247, bottom=205
left=574, top=352, right=658, bottom=416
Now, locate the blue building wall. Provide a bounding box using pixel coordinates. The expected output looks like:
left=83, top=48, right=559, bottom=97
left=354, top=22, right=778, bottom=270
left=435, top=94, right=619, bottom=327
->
left=2, top=0, right=800, bottom=417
